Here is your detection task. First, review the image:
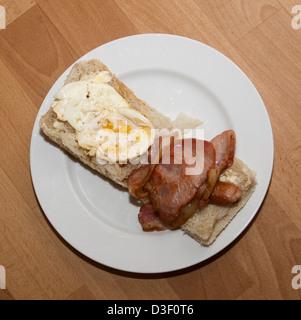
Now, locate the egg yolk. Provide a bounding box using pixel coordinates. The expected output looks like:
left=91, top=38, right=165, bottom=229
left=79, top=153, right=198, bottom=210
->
left=102, top=121, right=132, bottom=134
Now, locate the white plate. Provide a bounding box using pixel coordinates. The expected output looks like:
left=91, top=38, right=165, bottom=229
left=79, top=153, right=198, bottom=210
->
left=30, top=34, right=274, bottom=274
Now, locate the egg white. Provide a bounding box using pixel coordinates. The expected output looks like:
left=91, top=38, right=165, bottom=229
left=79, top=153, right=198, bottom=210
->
left=52, top=72, right=154, bottom=163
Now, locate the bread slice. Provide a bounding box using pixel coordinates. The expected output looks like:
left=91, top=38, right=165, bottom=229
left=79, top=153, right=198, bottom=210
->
left=39, top=59, right=174, bottom=187
left=40, top=59, right=256, bottom=246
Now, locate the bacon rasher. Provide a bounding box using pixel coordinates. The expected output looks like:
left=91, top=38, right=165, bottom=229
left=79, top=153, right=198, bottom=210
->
left=128, top=130, right=242, bottom=231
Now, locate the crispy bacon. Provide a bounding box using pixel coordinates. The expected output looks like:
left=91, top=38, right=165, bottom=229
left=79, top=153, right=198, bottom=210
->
left=211, top=130, right=236, bottom=172
left=128, top=132, right=178, bottom=199
left=203, top=130, right=237, bottom=201
left=210, top=182, right=242, bottom=205
left=138, top=203, right=166, bottom=231
left=165, top=183, right=208, bottom=229
left=128, top=164, right=156, bottom=199
left=130, top=130, right=241, bottom=231
left=145, top=139, right=216, bottom=225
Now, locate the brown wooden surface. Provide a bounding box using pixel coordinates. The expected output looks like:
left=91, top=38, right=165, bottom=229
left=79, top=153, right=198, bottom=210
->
left=0, top=0, right=300, bottom=300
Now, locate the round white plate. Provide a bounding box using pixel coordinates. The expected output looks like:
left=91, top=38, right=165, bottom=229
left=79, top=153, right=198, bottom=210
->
left=30, top=34, right=274, bottom=274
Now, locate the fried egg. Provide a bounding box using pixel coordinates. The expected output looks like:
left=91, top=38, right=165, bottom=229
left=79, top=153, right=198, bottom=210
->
left=52, top=72, right=154, bottom=163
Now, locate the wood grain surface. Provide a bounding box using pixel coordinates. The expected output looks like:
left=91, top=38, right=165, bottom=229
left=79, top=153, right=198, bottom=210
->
left=0, top=0, right=300, bottom=300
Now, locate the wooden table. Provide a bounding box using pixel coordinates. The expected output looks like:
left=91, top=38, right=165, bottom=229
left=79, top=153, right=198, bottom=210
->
left=0, top=0, right=300, bottom=301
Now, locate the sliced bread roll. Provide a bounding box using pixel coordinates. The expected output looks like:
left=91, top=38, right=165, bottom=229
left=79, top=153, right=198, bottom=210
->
left=39, top=59, right=256, bottom=246
left=40, top=59, right=173, bottom=187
